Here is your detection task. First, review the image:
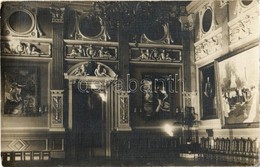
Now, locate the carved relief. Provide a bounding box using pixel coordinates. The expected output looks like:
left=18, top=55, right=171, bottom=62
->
left=1, top=40, right=51, bottom=57
left=66, top=44, right=117, bottom=60
left=69, top=62, right=117, bottom=79
left=179, top=14, right=195, bottom=31
left=228, top=9, right=259, bottom=46
left=131, top=48, right=182, bottom=62
left=50, top=7, right=65, bottom=23
left=195, top=28, right=222, bottom=61
left=116, top=91, right=132, bottom=132
left=50, top=90, right=64, bottom=127
left=119, top=96, right=129, bottom=124
left=116, top=91, right=131, bottom=131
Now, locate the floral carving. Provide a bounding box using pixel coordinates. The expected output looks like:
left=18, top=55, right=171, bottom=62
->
left=119, top=96, right=129, bottom=124
left=51, top=90, right=64, bottom=127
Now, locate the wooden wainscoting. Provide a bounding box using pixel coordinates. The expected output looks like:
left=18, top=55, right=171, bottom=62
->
left=111, top=130, right=181, bottom=159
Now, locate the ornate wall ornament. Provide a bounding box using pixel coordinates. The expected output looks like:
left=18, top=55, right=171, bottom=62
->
left=50, top=7, right=65, bottom=23
left=75, top=13, right=108, bottom=41
left=2, top=5, right=40, bottom=37
left=117, top=91, right=131, bottom=131
left=66, top=44, right=117, bottom=60
left=8, top=139, right=30, bottom=151
left=179, top=14, right=195, bottom=31
left=119, top=96, right=129, bottom=124
left=198, top=1, right=216, bottom=39
left=195, top=28, right=222, bottom=61
left=68, top=62, right=117, bottom=79
left=234, top=0, right=258, bottom=16
left=140, top=23, right=171, bottom=44
left=1, top=40, right=52, bottom=57
left=50, top=90, right=64, bottom=128
left=130, top=48, right=182, bottom=62
left=219, top=0, right=229, bottom=8
left=228, top=8, right=259, bottom=47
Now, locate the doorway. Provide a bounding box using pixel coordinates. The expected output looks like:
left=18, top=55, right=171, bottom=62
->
left=72, top=85, right=106, bottom=160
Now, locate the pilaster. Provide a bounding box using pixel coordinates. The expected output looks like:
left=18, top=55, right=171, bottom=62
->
left=50, top=90, right=65, bottom=131
left=116, top=91, right=131, bottom=131
left=50, top=7, right=65, bottom=89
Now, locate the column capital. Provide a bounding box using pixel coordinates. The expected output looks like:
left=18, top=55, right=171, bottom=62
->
left=50, top=7, right=65, bottom=23
left=179, top=14, right=195, bottom=32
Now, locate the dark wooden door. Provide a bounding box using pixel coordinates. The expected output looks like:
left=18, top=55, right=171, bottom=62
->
left=72, top=87, right=105, bottom=160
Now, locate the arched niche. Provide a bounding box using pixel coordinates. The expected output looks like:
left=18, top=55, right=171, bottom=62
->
left=64, top=61, right=118, bottom=158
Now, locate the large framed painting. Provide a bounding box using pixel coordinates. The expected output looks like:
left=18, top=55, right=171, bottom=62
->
left=217, top=47, right=259, bottom=128
left=199, top=64, right=218, bottom=119
left=2, top=67, right=39, bottom=116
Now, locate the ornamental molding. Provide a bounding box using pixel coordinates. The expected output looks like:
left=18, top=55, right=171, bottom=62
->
left=179, top=13, right=195, bottom=31
left=116, top=91, right=131, bottom=131
left=9, top=139, right=29, bottom=151
left=2, top=5, right=41, bottom=37
left=194, top=28, right=222, bottom=61
left=234, top=0, right=259, bottom=16
left=219, top=0, right=229, bottom=8
left=50, top=90, right=64, bottom=127
left=2, top=40, right=51, bottom=57
left=50, top=7, right=65, bottom=23
left=198, top=1, right=216, bottom=40
left=228, top=7, right=259, bottom=48
left=64, top=61, right=118, bottom=81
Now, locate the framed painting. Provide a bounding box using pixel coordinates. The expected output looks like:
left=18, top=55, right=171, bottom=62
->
left=199, top=63, right=218, bottom=119
left=141, top=74, right=177, bottom=120
left=217, top=47, right=259, bottom=128
left=2, top=67, right=39, bottom=116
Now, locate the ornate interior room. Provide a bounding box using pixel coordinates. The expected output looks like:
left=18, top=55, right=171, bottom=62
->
left=1, top=0, right=259, bottom=166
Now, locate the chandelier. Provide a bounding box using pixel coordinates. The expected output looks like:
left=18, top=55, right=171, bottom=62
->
left=89, top=2, right=188, bottom=39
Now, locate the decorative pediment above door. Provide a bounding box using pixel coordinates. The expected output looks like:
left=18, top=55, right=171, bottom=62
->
left=64, top=61, right=118, bottom=84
